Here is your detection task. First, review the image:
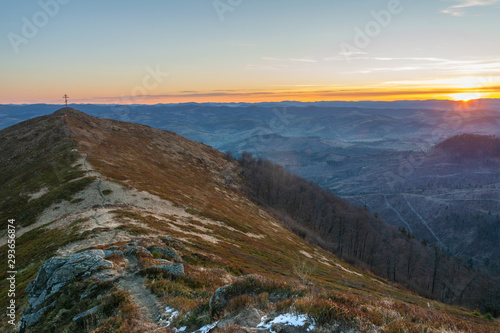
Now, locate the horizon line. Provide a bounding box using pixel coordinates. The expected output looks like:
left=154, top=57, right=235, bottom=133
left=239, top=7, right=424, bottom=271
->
left=2, top=97, right=500, bottom=106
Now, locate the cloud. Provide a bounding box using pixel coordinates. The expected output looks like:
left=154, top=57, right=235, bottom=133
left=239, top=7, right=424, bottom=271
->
left=350, top=57, right=500, bottom=76
left=288, top=58, right=318, bottom=63
left=441, top=0, right=499, bottom=16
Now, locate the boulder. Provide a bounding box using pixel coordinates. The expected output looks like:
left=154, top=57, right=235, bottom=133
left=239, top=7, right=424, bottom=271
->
left=125, top=246, right=153, bottom=258
left=232, top=307, right=263, bottom=327
left=217, top=307, right=263, bottom=328
left=147, top=263, right=184, bottom=276
left=161, top=237, right=185, bottom=247
left=103, top=249, right=124, bottom=257
left=209, top=275, right=266, bottom=317
left=20, top=250, right=114, bottom=332
left=210, top=284, right=231, bottom=316
left=148, top=246, right=184, bottom=262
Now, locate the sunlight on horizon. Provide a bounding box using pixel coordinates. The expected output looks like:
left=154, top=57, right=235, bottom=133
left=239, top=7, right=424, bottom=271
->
left=449, top=92, right=485, bottom=102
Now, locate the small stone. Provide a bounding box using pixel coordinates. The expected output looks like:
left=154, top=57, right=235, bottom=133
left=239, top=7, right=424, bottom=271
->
left=125, top=246, right=153, bottom=258
left=147, top=246, right=184, bottom=262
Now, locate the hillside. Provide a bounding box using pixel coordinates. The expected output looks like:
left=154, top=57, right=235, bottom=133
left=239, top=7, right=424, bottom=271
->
left=434, top=133, right=500, bottom=160
left=329, top=134, right=500, bottom=274
left=0, top=108, right=498, bottom=332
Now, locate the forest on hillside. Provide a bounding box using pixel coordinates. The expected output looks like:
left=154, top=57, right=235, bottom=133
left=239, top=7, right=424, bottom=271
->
left=236, top=152, right=500, bottom=316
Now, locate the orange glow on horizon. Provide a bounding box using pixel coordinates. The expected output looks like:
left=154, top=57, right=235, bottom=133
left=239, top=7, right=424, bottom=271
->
left=4, top=87, right=500, bottom=105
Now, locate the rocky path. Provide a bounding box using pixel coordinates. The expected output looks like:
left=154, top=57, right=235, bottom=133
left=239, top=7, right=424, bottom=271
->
left=81, top=152, right=118, bottom=241
left=117, top=274, right=163, bottom=323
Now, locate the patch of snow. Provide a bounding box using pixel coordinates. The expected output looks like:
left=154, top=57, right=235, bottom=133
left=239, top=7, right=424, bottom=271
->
left=300, top=250, right=313, bottom=258
left=246, top=232, right=265, bottom=239
left=158, top=306, right=179, bottom=328
left=27, top=187, right=49, bottom=201
left=335, top=263, right=362, bottom=277
left=257, top=313, right=315, bottom=332
left=196, top=321, right=218, bottom=332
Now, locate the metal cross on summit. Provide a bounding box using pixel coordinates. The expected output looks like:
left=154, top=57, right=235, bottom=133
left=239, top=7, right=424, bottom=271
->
left=63, top=94, right=69, bottom=108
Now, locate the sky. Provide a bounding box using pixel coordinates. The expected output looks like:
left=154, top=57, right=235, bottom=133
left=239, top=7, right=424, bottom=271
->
left=1, top=0, right=499, bottom=104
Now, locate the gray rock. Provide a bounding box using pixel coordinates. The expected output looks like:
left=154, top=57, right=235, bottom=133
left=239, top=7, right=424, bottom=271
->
left=72, top=305, right=100, bottom=322
left=233, top=307, right=263, bottom=327
left=104, top=249, right=124, bottom=257
left=271, top=323, right=308, bottom=333
left=217, top=307, right=263, bottom=328
left=80, top=284, right=98, bottom=300
left=147, top=263, right=184, bottom=276
left=20, top=301, right=55, bottom=333
left=93, top=269, right=122, bottom=282
left=162, top=237, right=185, bottom=247
left=210, top=284, right=231, bottom=316
left=20, top=250, right=114, bottom=332
left=155, top=259, right=172, bottom=265
left=125, top=246, right=153, bottom=258
left=148, top=246, right=184, bottom=262
left=209, top=275, right=268, bottom=317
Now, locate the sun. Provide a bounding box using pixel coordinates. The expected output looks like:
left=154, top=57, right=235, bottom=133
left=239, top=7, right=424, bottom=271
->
left=449, top=92, right=484, bottom=102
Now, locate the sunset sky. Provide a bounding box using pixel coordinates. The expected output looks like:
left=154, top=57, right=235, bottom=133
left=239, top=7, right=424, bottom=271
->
left=1, top=0, right=499, bottom=104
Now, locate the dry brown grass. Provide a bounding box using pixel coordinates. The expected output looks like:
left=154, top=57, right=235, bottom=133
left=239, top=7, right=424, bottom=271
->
left=104, top=253, right=128, bottom=270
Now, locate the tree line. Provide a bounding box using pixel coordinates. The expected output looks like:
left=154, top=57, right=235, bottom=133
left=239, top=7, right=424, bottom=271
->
left=236, top=152, right=500, bottom=316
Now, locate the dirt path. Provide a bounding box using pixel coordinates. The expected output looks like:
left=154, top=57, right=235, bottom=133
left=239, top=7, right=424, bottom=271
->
left=117, top=274, right=163, bottom=323
left=81, top=152, right=118, bottom=241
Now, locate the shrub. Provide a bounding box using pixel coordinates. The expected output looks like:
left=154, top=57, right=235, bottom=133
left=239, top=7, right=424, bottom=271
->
left=294, top=297, right=349, bottom=326
left=178, top=301, right=211, bottom=328
left=228, top=275, right=303, bottom=300
left=257, top=292, right=269, bottom=310
left=274, top=298, right=294, bottom=313
left=225, top=294, right=254, bottom=314
left=483, top=312, right=494, bottom=321
left=96, top=290, right=141, bottom=332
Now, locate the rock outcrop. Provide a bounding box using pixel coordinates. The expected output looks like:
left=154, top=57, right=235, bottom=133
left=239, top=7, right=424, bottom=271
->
left=148, top=246, right=184, bottom=262
left=147, top=263, right=184, bottom=276
left=20, top=250, right=115, bottom=332
left=210, top=284, right=232, bottom=316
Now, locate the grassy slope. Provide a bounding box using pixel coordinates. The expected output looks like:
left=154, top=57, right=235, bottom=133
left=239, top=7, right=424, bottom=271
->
left=0, top=109, right=93, bottom=327
left=0, top=111, right=87, bottom=228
